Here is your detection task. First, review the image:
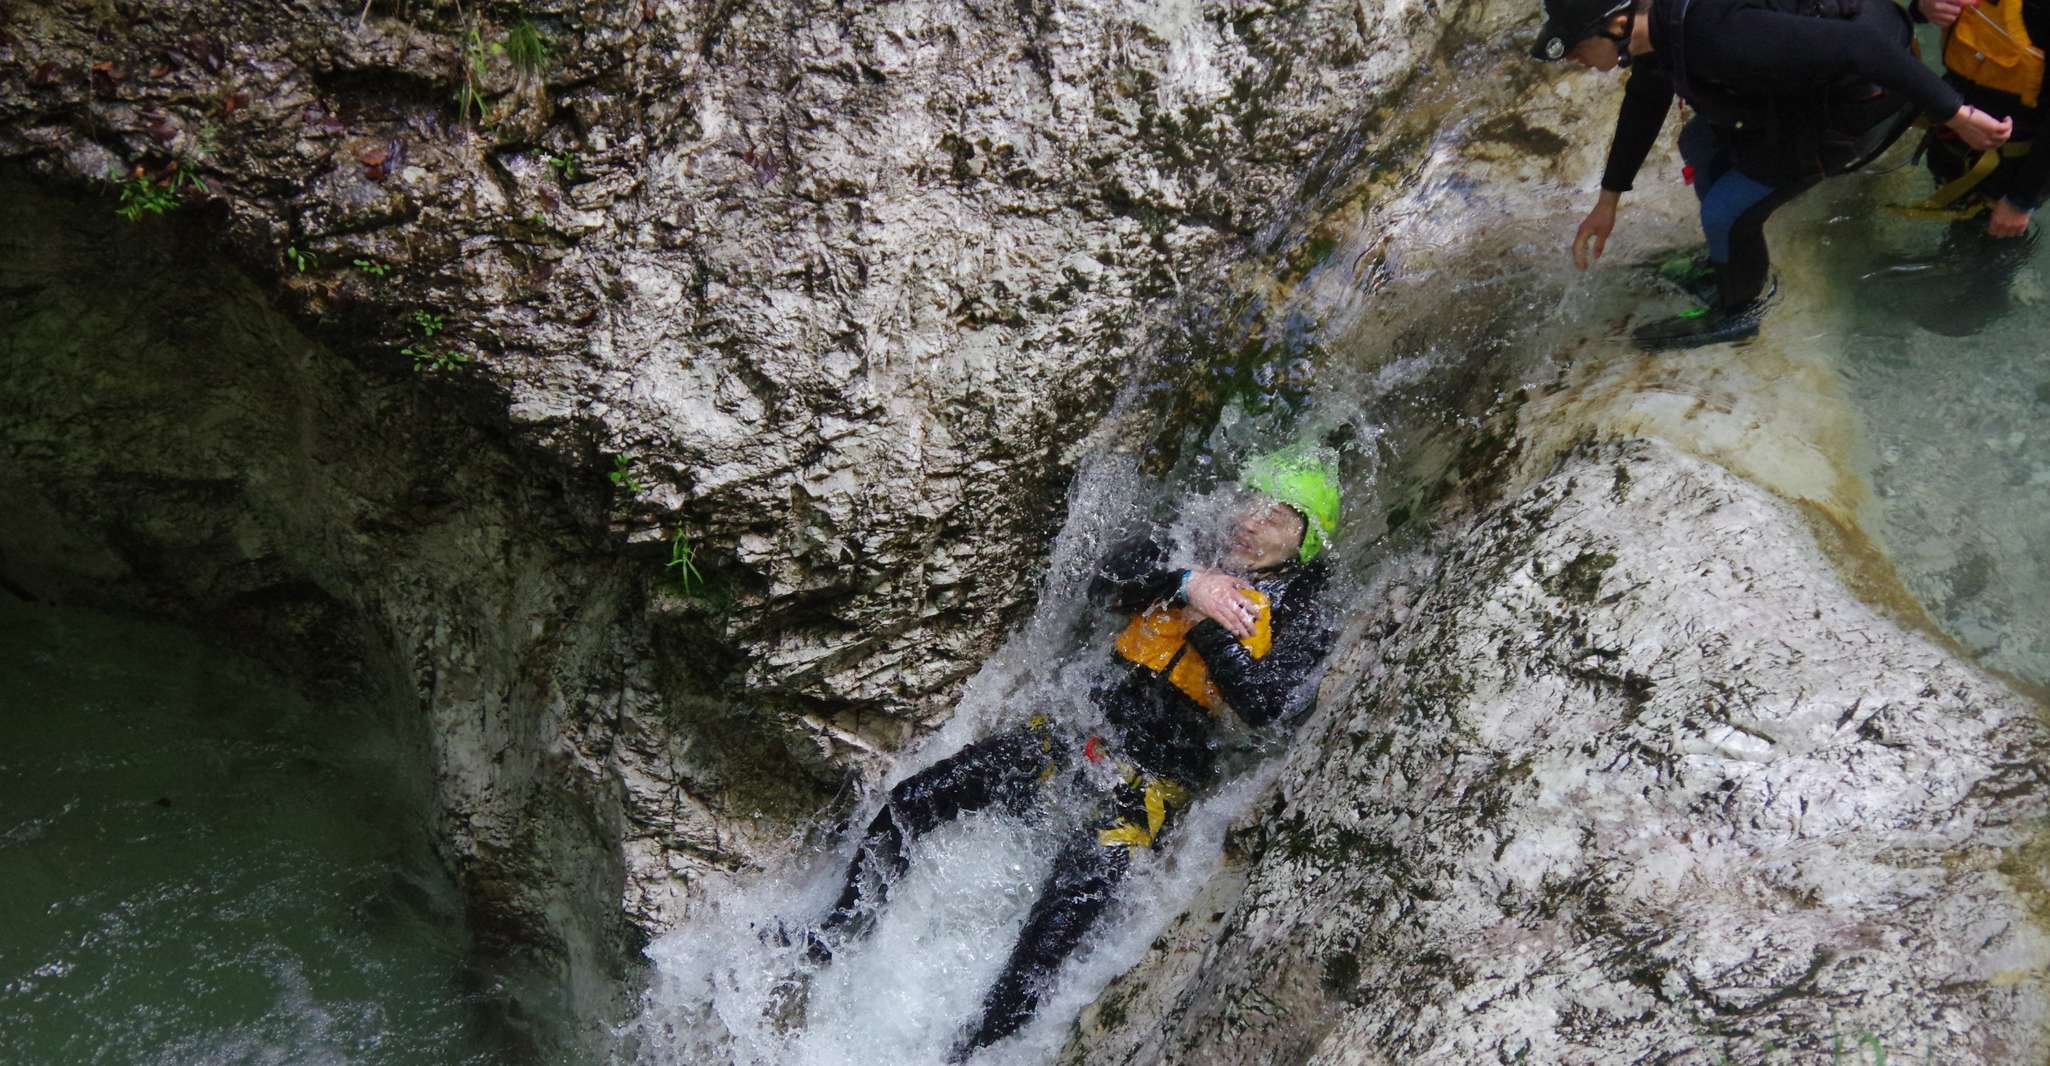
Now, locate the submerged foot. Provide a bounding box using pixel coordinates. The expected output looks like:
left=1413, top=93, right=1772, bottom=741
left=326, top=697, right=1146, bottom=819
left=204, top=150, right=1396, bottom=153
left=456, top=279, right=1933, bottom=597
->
left=1632, top=303, right=1762, bottom=351
left=1632, top=278, right=1775, bottom=352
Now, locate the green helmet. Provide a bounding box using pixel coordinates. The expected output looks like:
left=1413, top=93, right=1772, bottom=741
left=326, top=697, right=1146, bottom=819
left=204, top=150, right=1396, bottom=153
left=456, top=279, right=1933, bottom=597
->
left=1239, top=446, right=1341, bottom=563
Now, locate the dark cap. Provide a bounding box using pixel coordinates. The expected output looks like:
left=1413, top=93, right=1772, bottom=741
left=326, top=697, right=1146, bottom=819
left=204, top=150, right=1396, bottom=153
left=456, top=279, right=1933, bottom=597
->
left=1530, top=0, right=1631, bottom=61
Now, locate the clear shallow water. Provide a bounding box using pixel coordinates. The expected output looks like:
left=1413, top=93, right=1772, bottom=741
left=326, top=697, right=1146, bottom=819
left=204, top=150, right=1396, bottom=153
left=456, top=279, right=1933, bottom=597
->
left=0, top=602, right=493, bottom=1066
left=1805, top=170, right=2050, bottom=691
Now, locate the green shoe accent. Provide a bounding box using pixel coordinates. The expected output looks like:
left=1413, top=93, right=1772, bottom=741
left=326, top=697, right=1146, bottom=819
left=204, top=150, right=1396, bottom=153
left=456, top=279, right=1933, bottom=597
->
left=1657, top=255, right=1714, bottom=285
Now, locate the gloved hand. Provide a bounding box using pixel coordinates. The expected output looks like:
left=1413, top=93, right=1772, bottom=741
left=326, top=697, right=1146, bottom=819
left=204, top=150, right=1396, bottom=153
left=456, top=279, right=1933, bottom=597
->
left=1184, top=570, right=1258, bottom=638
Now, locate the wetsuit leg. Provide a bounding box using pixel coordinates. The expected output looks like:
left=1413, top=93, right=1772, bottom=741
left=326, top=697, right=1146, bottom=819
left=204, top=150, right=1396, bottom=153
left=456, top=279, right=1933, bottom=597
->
left=1678, top=115, right=1732, bottom=206
left=952, top=776, right=1176, bottom=1057
left=1713, top=176, right=1816, bottom=309
left=952, top=835, right=1132, bottom=1056
left=814, top=724, right=1063, bottom=956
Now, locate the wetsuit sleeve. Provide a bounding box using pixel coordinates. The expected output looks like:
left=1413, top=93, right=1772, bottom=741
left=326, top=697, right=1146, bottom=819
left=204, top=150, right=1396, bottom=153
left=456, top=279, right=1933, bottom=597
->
left=1087, top=536, right=1184, bottom=611
left=1183, top=573, right=1334, bottom=728
left=2005, top=98, right=2050, bottom=210
left=1602, top=66, right=1676, bottom=194
left=1702, top=6, right=1963, bottom=120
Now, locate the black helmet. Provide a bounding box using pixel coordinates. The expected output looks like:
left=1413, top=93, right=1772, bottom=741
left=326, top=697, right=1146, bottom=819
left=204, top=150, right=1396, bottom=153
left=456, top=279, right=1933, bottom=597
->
left=1530, top=0, right=1632, bottom=60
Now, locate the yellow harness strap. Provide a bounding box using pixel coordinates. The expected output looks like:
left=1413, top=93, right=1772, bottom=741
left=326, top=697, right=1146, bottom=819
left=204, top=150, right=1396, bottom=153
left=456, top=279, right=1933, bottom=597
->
left=1096, top=770, right=1191, bottom=850
left=1894, top=142, right=2034, bottom=221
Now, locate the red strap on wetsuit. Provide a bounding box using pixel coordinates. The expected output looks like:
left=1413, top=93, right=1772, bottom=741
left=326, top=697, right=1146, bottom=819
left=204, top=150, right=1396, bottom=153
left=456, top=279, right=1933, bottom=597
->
left=1084, top=736, right=1104, bottom=762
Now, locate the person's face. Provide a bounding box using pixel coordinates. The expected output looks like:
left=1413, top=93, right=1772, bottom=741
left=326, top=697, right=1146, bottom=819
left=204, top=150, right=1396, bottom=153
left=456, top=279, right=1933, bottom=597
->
left=1225, top=495, right=1307, bottom=571
left=1567, top=33, right=1623, bottom=71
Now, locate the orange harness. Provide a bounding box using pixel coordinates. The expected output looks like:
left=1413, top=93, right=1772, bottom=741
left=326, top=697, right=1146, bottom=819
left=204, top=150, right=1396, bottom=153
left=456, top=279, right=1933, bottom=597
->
left=1111, top=589, right=1273, bottom=718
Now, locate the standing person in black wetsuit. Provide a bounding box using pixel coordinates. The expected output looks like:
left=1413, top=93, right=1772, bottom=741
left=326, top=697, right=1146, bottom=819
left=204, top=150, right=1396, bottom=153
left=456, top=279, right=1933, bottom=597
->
left=1886, top=0, right=2047, bottom=332
left=1531, top=0, right=2015, bottom=350
left=791, top=448, right=1340, bottom=1061
left=1913, top=0, right=2048, bottom=236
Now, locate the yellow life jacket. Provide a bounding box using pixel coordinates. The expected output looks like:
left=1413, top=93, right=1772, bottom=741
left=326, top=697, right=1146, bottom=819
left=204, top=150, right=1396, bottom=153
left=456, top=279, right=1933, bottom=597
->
left=1946, top=0, right=2044, bottom=108
left=1112, top=589, right=1272, bottom=717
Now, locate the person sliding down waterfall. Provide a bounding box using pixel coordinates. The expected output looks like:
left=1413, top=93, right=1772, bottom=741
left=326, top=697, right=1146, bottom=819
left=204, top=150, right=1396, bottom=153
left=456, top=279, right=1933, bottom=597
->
left=788, top=447, right=1338, bottom=1061
left=1531, top=0, right=2015, bottom=350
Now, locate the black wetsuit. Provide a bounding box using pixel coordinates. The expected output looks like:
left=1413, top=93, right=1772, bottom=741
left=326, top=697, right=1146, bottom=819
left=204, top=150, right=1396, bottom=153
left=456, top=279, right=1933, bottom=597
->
left=1602, top=0, right=1963, bottom=310
left=811, top=535, right=1332, bottom=1056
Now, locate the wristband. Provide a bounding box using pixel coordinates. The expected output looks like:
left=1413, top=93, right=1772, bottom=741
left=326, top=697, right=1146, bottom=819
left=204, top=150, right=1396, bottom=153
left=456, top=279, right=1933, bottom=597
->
left=1175, top=569, right=1193, bottom=604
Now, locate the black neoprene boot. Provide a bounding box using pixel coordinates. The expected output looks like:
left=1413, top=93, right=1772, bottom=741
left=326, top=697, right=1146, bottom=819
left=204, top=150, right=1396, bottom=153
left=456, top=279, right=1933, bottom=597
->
left=1632, top=275, right=1776, bottom=352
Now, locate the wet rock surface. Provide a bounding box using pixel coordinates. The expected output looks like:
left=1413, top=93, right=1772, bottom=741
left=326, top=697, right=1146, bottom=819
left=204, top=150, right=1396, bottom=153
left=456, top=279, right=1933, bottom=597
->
left=0, top=0, right=1526, bottom=1021
left=1066, top=440, right=2050, bottom=1065
left=0, top=0, right=1466, bottom=744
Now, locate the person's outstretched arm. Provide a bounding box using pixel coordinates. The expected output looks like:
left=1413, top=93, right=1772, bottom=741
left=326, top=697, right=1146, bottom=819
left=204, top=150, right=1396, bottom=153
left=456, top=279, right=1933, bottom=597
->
left=1705, top=4, right=2008, bottom=147
left=1578, top=67, right=1677, bottom=268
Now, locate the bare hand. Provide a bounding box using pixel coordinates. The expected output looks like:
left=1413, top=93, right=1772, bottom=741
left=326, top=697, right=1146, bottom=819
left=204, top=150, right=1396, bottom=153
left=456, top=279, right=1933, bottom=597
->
left=1947, top=105, right=2013, bottom=151
left=1917, top=0, right=1973, bottom=27
left=1988, top=196, right=2032, bottom=238
left=1184, top=570, right=1258, bottom=638
left=1573, top=198, right=1618, bottom=270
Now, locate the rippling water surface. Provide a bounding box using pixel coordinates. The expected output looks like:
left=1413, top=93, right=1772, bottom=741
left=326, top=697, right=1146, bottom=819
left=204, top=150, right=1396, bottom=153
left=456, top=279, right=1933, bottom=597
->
left=0, top=604, right=491, bottom=1066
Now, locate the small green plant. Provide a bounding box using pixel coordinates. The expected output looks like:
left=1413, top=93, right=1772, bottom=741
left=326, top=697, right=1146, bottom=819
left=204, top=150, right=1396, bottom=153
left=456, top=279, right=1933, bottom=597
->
left=609, top=453, right=643, bottom=497
left=115, top=171, right=183, bottom=221
left=286, top=245, right=317, bottom=272
left=353, top=258, right=392, bottom=277
left=400, top=309, right=466, bottom=373
left=544, top=149, right=579, bottom=183
left=456, top=27, right=494, bottom=126
left=111, top=128, right=221, bottom=223
left=188, top=121, right=220, bottom=164
left=503, top=19, right=550, bottom=77
left=404, top=345, right=470, bottom=373
left=666, top=530, right=703, bottom=593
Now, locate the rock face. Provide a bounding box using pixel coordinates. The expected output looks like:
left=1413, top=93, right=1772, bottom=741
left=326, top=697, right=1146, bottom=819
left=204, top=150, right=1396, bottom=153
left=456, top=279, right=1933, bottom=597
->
left=0, top=0, right=1465, bottom=748
left=1065, top=440, right=2050, bottom=1065
left=0, top=0, right=1530, bottom=1026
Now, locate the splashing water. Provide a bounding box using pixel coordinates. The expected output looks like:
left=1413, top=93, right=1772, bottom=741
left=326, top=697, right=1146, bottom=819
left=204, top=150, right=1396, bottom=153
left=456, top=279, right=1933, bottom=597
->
left=618, top=416, right=1378, bottom=1066
left=0, top=605, right=493, bottom=1066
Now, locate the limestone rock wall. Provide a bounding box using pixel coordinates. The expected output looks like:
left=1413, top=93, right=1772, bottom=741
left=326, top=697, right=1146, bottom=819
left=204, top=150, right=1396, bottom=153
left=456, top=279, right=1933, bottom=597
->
left=1063, top=440, right=2050, bottom=1065
left=0, top=0, right=1470, bottom=743
left=0, top=0, right=1531, bottom=1014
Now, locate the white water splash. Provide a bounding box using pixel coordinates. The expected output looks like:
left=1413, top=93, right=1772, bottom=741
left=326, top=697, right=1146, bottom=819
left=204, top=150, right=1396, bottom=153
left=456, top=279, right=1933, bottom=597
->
left=618, top=439, right=1324, bottom=1066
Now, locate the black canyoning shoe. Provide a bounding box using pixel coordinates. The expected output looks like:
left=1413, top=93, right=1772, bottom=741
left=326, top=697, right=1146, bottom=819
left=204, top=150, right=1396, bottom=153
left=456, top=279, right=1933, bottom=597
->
left=1632, top=276, right=1777, bottom=352
left=1631, top=301, right=1764, bottom=351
